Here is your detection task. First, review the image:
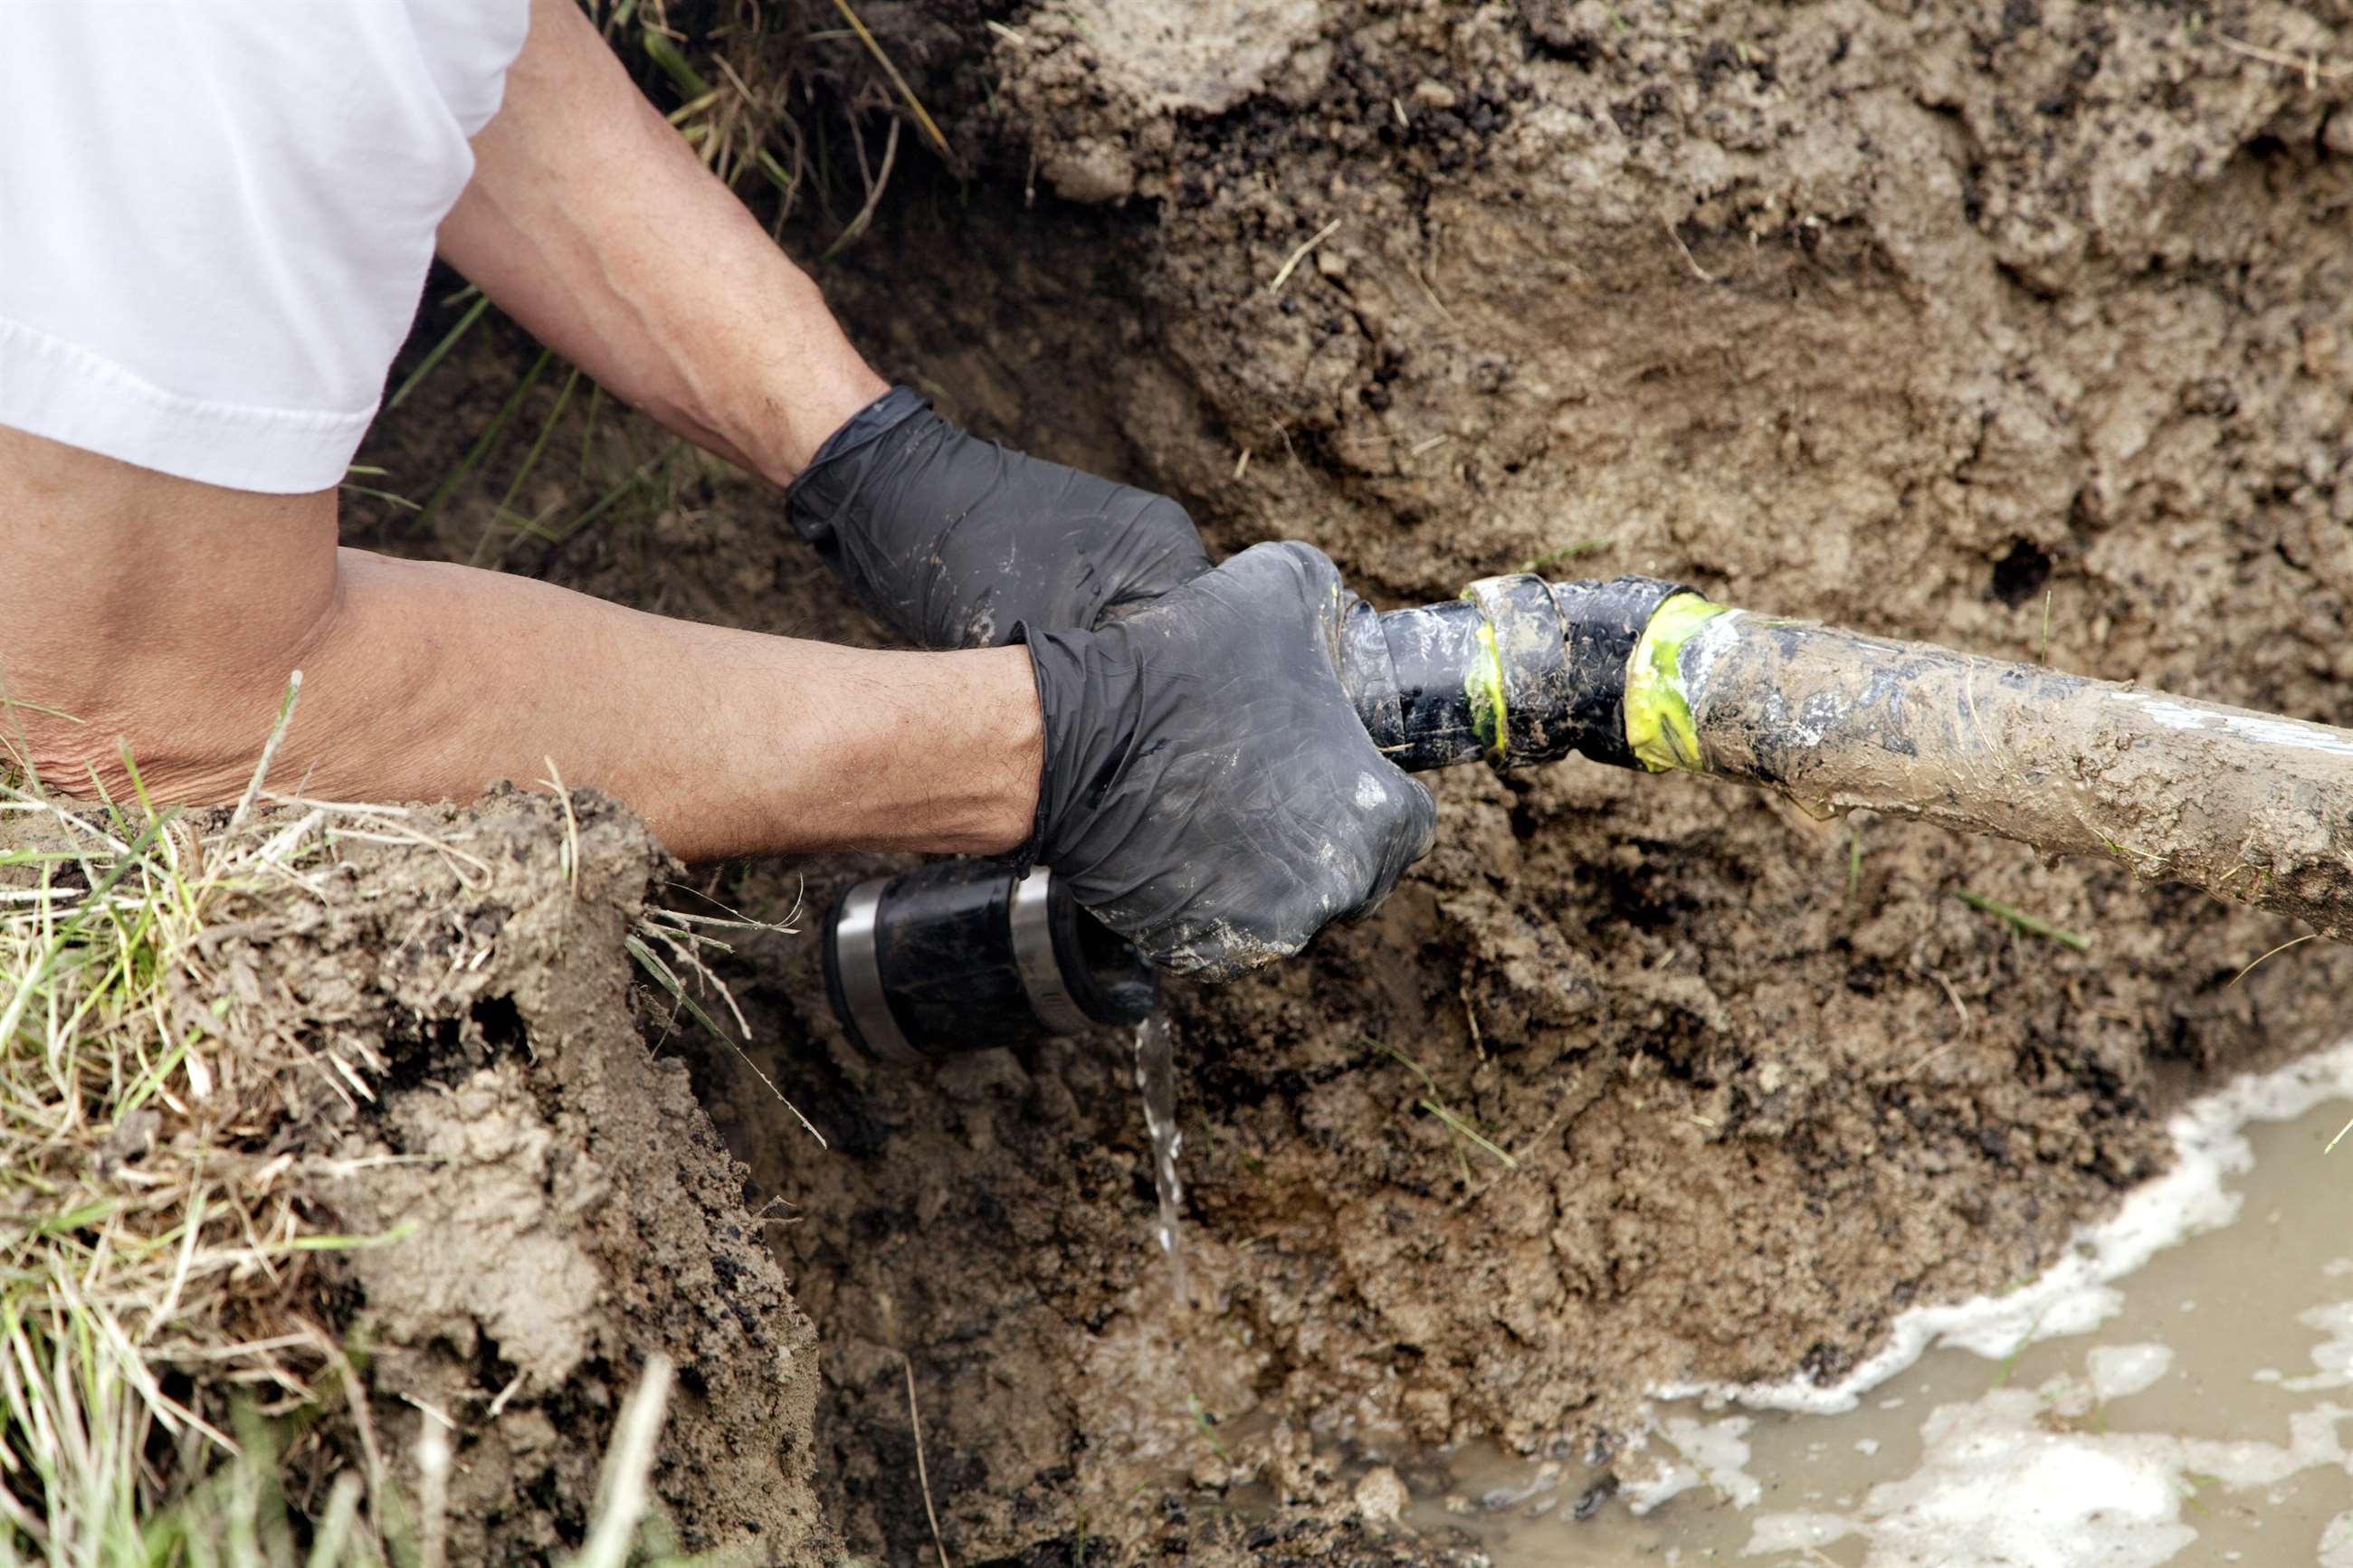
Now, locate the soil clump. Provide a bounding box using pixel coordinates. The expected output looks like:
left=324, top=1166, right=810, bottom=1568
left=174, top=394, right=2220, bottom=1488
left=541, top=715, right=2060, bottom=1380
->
left=350, top=0, right=2353, bottom=1560
left=0, top=793, right=830, bottom=1563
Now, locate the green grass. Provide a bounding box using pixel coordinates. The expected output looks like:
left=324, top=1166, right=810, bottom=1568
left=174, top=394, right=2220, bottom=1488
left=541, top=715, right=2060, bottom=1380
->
left=1369, top=1039, right=1518, bottom=1182
left=471, top=366, right=586, bottom=565
left=1519, top=537, right=1613, bottom=575
left=121, top=1356, right=705, bottom=1567
left=383, top=295, right=490, bottom=416
left=417, top=347, right=551, bottom=533
left=1954, top=889, right=2091, bottom=954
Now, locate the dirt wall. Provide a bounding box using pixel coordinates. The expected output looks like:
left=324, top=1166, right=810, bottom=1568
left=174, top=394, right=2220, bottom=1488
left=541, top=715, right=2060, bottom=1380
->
left=166, top=794, right=828, bottom=1563
left=355, top=0, right=2353, bottom=1560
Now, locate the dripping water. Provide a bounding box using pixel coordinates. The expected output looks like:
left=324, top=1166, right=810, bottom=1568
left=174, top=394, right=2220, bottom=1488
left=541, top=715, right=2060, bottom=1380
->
left=1133, top=1012, right=1187, bottom=1306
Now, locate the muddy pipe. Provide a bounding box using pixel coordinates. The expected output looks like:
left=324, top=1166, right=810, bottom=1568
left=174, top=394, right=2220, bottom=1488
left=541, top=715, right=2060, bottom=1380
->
left=826, top=576, right=2353, bottom=1062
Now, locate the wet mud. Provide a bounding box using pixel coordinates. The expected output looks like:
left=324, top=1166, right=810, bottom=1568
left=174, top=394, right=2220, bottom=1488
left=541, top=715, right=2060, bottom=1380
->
left=348, top=0, right=2353, bottom=1559
left=1410, top=1044, right=2353, bottom=1565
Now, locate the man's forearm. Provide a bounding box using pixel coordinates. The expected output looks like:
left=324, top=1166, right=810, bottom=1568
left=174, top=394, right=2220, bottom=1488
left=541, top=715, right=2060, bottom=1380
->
left=258, top=556, right=1034, bottom=861
left=437, top=0, right=881, bottom=485
left=272, top=551, right=1043, bottom=860
left=0, top=427, right=1039, bottom=863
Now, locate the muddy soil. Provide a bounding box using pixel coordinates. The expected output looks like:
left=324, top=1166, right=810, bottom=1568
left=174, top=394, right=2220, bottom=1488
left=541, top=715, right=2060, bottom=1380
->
left=30, top=794, right=831, bottom=1564
left=353, top=0, right=2353, bottom=1560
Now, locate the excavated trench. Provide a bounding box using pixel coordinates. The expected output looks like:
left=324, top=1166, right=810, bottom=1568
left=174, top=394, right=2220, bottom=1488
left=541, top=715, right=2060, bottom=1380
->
left=331, top=0, right=2353, bottom=1560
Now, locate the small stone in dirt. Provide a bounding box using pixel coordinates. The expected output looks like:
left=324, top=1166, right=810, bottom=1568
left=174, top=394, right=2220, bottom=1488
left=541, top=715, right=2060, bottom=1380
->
left=1352, top=1465, right=1408, bottom=1526
left=1573, top=1473, right=1620, bottom=1520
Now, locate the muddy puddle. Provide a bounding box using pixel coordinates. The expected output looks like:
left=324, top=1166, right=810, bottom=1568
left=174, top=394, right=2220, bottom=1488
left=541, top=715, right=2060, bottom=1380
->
left=1367, top=1041, right=2353, bottom=1566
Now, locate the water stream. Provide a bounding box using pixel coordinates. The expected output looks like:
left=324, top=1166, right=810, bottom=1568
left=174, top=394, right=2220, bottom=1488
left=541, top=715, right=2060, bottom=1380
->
left=1377, top=1040, right=2353, bottom=1566
left=1134, top=1012, right=1188, bottom=1307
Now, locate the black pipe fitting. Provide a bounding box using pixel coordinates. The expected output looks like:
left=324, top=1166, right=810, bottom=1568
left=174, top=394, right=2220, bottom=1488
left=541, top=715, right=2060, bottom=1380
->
left=824, top=569, right=1692, bottom=1061
left=1549, top=575, right=1693, bottom=770
left=824, top=861, right=1157, bottom=1062
left=1338, top=572, right=1689, bottom=774
left=1343, top=596, right=1494, bottom=771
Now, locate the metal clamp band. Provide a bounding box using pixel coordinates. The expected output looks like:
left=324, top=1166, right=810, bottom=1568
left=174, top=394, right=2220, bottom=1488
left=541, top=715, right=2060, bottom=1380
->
left=1010, top=867, right=1094, bottom=1037
left=831, top=879, right=923, bottom=1064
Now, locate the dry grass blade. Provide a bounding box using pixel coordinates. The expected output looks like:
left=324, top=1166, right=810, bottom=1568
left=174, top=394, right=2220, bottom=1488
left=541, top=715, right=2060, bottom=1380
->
left=2227, top=931, right=2316, bottom=987
left=1268, top=218, right=1342, bottom=293
left=228, top=672, right=303, bottom=838
left=829, top=0, right=952, bottom=157
left=903, top=1354, right=952, bottom=1568
left=570, top=1354, right=673, bottom=1568
left=414, top=1410, right=452, bottom=1568
left=2214, top=32, right=2351, bottom=84
left=539, top=756, right=582, bottom=895
left=824, top=115, right=901, bottom=258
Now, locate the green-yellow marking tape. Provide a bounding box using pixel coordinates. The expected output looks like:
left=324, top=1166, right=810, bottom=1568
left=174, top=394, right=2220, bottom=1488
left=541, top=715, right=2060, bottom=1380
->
left=1463, top=615, right=1509, bottom=766
left=1624, top=593, right=1730, bottom=773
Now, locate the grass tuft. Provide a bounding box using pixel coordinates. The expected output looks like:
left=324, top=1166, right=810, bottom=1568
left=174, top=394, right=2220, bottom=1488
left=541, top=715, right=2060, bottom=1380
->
left=0, top=764, right=418, bottom=1554
left=1954, top=889, right=2091, bottom=953
left=628, top=908, right=826, bottom=1149
left=0, top=725, right=718, bottom=1560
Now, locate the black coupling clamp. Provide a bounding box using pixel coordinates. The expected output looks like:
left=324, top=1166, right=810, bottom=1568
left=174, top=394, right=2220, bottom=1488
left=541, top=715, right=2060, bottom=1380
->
left=824, top=860, right=1158, bottom=1063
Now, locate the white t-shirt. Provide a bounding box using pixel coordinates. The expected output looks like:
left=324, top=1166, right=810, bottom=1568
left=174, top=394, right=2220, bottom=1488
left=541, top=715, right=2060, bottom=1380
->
left=0, top=1, right=531, bottom=494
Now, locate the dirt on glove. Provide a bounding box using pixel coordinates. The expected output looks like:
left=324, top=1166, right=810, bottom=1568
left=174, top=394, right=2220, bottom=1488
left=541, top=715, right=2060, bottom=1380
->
left=348, top=0, right=2353, bottom=1560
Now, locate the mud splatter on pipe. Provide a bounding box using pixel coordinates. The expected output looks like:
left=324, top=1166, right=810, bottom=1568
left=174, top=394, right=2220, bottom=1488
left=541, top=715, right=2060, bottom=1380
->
left=1621, top=595, right=2353, bottom=941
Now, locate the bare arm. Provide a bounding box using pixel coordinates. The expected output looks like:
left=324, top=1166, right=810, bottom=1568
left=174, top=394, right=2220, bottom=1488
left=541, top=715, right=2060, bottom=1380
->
left=435, top=0, right=881, bottom=485
left=0, top=426, right=1038, bottom=862
left=0, top=1, right=1046, bottom=860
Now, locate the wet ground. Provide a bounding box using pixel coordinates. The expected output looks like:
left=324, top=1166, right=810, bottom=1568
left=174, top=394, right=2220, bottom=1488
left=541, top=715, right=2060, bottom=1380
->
left=1391, top=1040, right=2353, bottom=1566
left=337, top=2, right=2353, bottom=1551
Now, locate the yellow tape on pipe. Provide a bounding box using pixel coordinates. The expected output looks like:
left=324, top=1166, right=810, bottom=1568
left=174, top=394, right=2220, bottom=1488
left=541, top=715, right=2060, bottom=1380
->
left=1624, top=593, right=1730, bottom=773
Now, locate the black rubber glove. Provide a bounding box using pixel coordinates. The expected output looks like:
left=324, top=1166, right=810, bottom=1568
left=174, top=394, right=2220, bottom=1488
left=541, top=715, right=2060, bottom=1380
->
left=786, top=387, right=1211, bottom=648
left=1023, top=541, right=1437, bottom=980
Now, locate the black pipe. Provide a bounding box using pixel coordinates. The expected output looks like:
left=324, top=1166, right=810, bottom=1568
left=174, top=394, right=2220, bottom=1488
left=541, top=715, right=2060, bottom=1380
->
left=824, top=572, right=1688, bottom=1061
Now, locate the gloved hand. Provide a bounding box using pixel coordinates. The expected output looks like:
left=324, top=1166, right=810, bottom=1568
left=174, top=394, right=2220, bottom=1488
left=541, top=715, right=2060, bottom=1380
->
left=1022, top=541, right=1437, bottom=980
left=786, top=386, right=1210, bottom=648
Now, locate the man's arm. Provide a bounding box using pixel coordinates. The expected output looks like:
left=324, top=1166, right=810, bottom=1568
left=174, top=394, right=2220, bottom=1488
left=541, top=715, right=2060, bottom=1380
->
left=1, top=0, right=1039, bottom=863
left=435, top=0, right=881, bottom=487
left=443, top=1, right=1214, bottom=653
left=2, top=0, right=1431, bottom=959
left=0, top=425, right=1039, bottom=862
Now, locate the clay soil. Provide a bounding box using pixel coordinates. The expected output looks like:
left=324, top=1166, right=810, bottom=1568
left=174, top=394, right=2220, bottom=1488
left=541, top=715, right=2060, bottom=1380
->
left=332, top=0, right=2353, bottom=1561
